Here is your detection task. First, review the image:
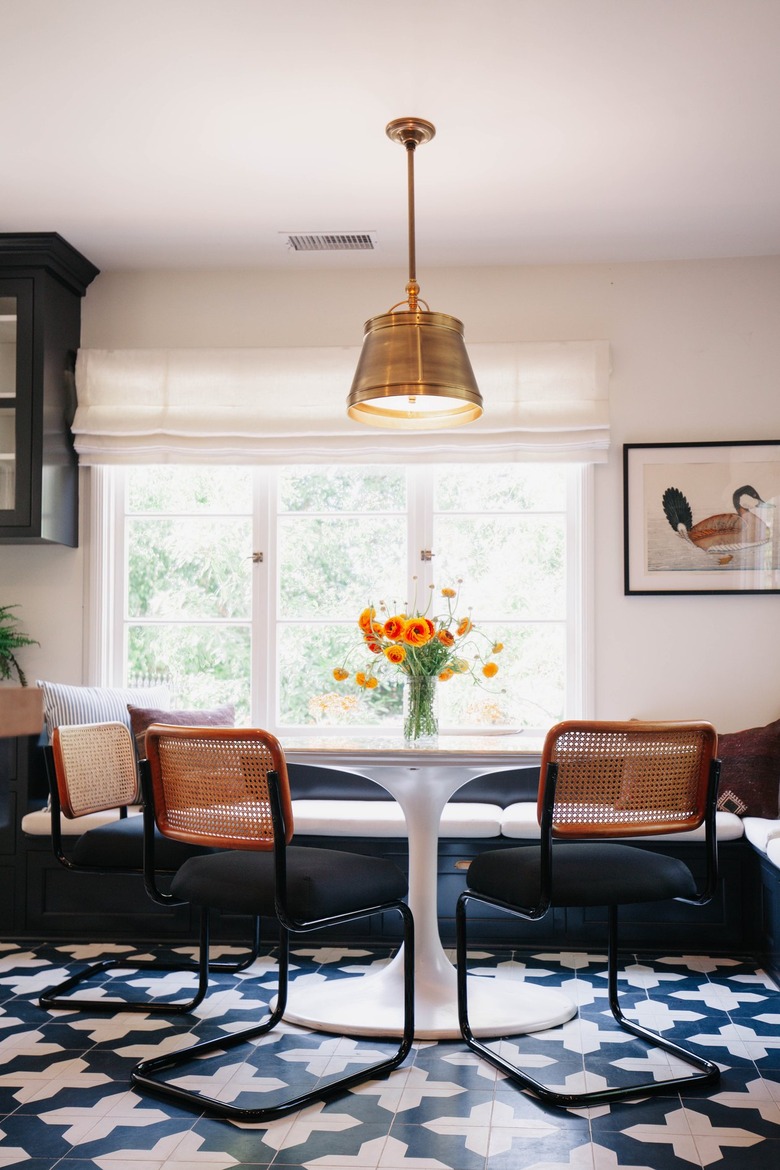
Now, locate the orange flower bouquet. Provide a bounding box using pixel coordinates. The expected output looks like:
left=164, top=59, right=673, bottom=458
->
left=332, top=584, right=503, bottom=744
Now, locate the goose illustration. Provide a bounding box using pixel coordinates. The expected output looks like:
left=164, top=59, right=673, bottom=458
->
left=662, top=484, right=772, bottom=565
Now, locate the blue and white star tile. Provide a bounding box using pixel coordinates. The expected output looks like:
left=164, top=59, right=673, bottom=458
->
left=0, top=943, right=779, bottom=1169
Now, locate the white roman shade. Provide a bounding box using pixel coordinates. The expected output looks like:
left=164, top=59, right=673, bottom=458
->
left=73, top=340, right=610, bottom=464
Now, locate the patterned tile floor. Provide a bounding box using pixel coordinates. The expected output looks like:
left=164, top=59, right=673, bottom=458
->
left=0, top=940, right=779, bottom=1169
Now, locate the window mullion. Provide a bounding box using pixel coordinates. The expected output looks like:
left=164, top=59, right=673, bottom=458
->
left=567, top=463, right=594, bottom=719
left=407, top=466, right=435, bottom=597
left=252, top=466, right=273, bottom=728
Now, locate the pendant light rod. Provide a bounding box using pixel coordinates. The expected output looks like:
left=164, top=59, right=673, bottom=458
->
left=405, top=138, right=418, bottom=308
left=386, top=117, right=435, bottom=312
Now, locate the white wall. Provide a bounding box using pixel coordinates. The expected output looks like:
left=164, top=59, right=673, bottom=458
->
left=2, top=256, right=779, bottom=732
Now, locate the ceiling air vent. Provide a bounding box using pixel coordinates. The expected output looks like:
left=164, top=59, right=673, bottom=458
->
left=283, top=231, right=378, bottom=252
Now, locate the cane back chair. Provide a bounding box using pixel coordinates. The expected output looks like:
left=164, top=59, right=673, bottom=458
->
left=131, top=724, right=415, bottom=1122
left=457, top=719, right=721, bottom=1107
left=39, top=721, right=260, bottom=1013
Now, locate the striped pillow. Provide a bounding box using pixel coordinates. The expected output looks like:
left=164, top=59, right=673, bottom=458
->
left=37, top=681, right=172, bottom=742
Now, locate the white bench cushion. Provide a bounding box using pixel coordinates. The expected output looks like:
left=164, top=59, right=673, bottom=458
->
left=24, top=800, right=503, bottom=841
left=500, top=802, right=744, bottom=842
left=290, top=799, right=502, bottom=838
left=766, top=837, right=780, bottom=870
left=22, top=799, right=743, bottom=845
left=742, top=816, right=780, bottom=854
left=21, top=806, right=143, bottom=836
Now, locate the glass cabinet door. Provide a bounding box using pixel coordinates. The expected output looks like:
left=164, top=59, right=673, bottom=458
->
left=0, top=295, right=16, bottom=510
left=0, top=280, right=33, bottom=525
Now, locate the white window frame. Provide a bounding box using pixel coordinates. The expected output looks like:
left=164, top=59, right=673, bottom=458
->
left=85, top=463, right=594, bottom=734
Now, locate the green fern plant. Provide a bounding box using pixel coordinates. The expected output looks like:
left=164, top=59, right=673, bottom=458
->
left=0, top=605, right=38, bottom=687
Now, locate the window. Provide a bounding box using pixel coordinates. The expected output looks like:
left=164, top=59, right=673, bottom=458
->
left=92, top=462, right=591, bottom=735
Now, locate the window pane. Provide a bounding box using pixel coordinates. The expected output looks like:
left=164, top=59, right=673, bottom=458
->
left=128, top=466, right=251, bottom=513
left=127, top=624, right=251, bottom=721
left=279, top=467, right=406, bottom=513
left=433, top=515, right=565, bottom=619
left=438, top=622, right=565, bottom=730
left=128, top=517, right=252, bottom=620
left=278, top=516, right=406, bottom=620
left=278, top=467, right=408, bottom=729
left=277, top=622, right=402, bottom=726
left=435, top=465, right=566, bottom=512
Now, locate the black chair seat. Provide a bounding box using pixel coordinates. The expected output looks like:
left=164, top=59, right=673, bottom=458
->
left=71, top=815, right=213, bottom=869
left=468, top=842, right=698, bottom=908
left=172, top=845, right=408, bottom=921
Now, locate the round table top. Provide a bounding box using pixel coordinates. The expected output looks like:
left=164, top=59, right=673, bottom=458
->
left=280, top=732, right=544, bottom=768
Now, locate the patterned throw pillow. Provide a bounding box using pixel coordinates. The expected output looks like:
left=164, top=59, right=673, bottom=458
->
left=37, top=681, right=172, bottom=741
left=716, top=718, right=780, bottom=819
left=127, top=704, right=236, bottom=758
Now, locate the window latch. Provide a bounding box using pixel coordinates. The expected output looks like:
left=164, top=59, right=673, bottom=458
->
left=251, top=551, right=264, bottom=563
left=420, top=549, right=435, bottom=562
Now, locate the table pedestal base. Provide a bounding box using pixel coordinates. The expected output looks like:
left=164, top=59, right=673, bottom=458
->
left=279, top=755, right=576, bottom=1042
left=283, top=953, right=575, bottom=1041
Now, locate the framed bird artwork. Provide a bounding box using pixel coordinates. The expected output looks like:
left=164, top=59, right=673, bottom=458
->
left=623, top=441, right=780, bottom=594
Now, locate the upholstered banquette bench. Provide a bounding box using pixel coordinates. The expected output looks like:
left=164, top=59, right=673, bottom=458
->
left=14, top=681, right=779, bottom=970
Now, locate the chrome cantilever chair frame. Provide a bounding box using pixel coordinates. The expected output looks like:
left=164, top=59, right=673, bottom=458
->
left=456, top=719, right=722, bottom=1108
left=39, top=721, right=260, bottom=1014
left=131, top=725, right=415, bottom=1123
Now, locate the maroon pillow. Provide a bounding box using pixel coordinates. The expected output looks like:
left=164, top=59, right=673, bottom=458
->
left=716, top=718, right=780, bottom=818
left=127, top=704, right=235, bottom=758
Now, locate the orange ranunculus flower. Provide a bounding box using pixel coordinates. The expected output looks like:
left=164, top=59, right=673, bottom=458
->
left=402, top=617, right=434, bottom=647
left=371, top=622, right=385, bottom=638
left=482, top=662, right=499, bottom=678
left=332, top=667, right=349, bottom=682
left=358, top=607, right=376, bottom=633
left=492, top=642, right=504, bottom=653
left=365, top=676, right=378, bottom=689
left=456, top=617, right=472, bottom=637
left=384, top=644, right=406, bottom=665
left=355, top=671, right=367, bottom=687
left=383, top=615, right=406, bottom=640
left=438, top=668, right=454, bottom=681
left=441, top=587, right=457, bottom=598
left=437, top=629, right=455, bottom=648
left=364, top=638, right=383, bottom=654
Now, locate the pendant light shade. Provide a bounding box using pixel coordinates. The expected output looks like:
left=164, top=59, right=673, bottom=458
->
left=347, top=309, right=482, bottom=430
left=347, top=118, right=483, bottom=429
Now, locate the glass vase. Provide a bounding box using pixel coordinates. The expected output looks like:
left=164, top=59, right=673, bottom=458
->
left=403, top=675, right=439, bottom=747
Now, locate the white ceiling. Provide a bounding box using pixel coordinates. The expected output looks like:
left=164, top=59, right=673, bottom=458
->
left=4, top=0, right=780, bottom=273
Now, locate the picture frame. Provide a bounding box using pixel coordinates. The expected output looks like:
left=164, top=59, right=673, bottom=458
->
left=623, top=441, right=780, bottom=595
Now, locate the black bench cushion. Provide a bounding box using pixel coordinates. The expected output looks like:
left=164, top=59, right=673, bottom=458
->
left=287, top=762, right=540, bottom=805
left=71, top=815, right=212, bottom=869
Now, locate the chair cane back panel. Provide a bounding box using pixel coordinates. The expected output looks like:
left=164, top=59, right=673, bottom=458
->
left=52, top=722, right=140, bottom=819
left=144, top=725, right=294, bottom=850
left=539, top=720, right=718, bottom=838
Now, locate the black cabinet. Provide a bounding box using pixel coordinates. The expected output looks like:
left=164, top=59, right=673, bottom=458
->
left=0, top=233, right=98, bottom=545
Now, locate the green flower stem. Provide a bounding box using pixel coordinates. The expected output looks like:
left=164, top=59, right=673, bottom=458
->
left=403, top=675, right=439, bottom=745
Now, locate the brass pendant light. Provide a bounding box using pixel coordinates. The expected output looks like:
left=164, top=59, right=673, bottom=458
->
left=347, top=117, right=483, bottom=430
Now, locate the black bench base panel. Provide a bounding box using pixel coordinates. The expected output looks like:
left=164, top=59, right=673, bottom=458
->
left=757, top=852, right=780, bottom=987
